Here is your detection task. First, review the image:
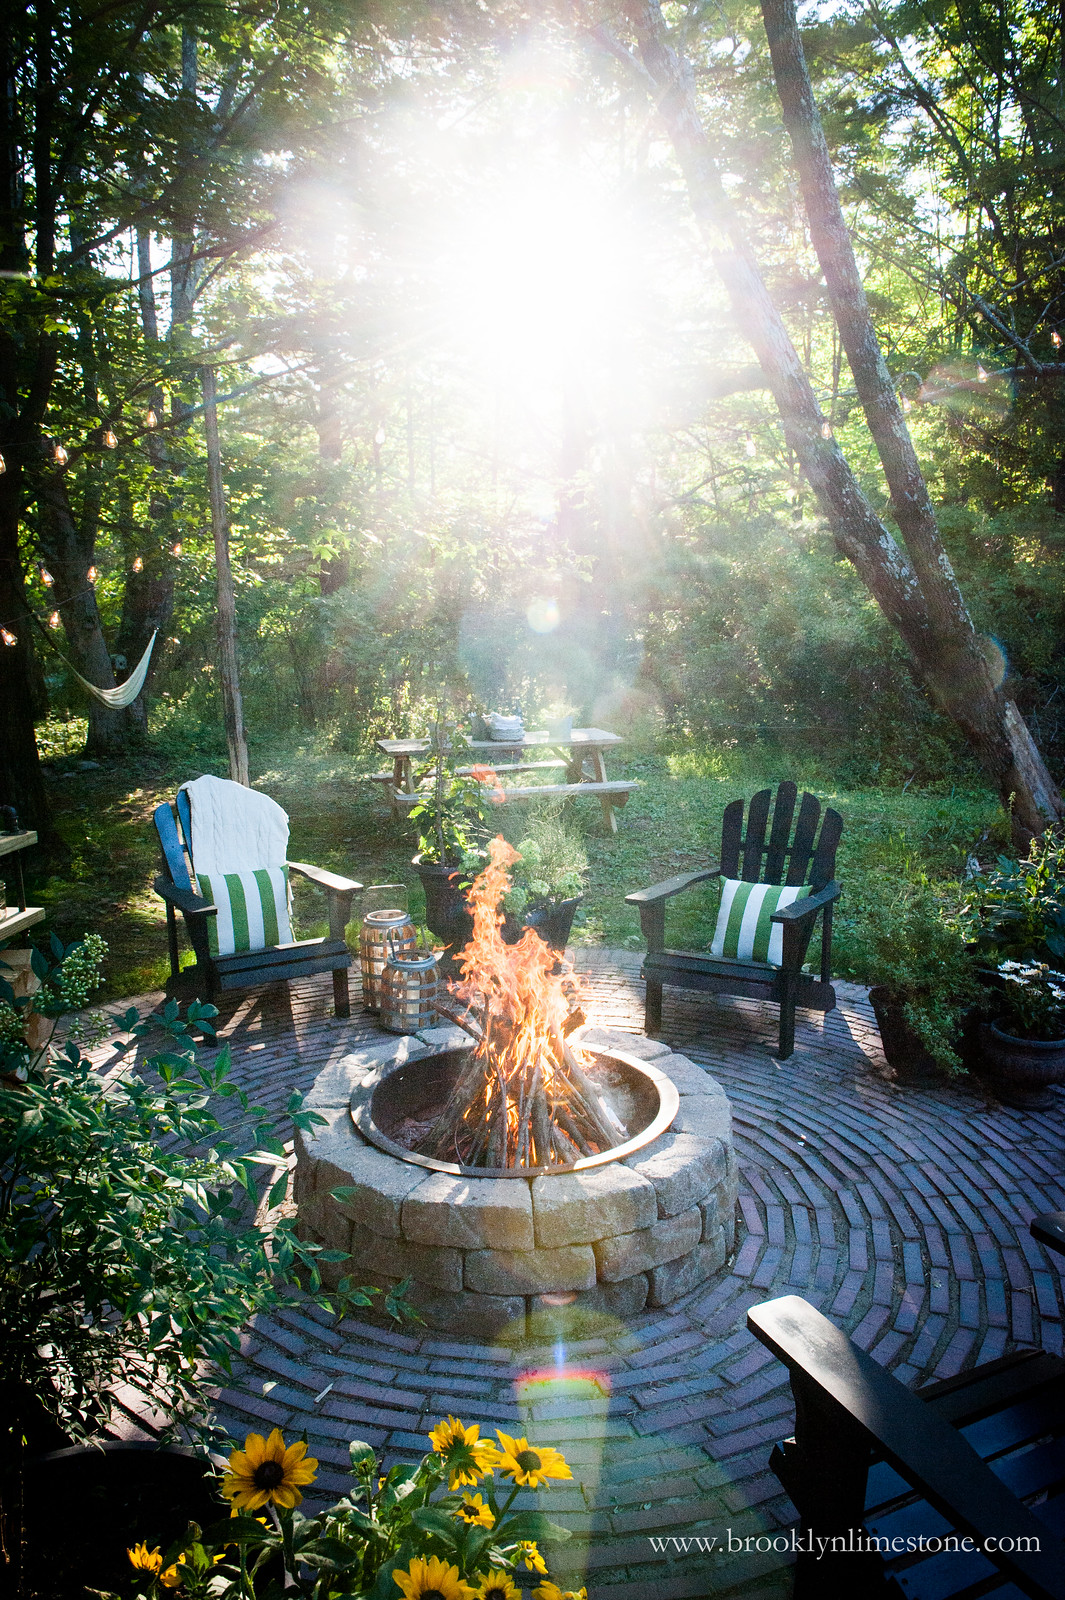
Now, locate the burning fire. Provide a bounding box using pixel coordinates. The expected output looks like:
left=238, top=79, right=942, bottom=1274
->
left=422, top=837, right=625, bottom=1170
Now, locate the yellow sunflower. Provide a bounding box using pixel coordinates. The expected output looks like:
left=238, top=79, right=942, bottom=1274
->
left=221, top=1428, right=318, bottom=1511
left=533, top=1587, right=587, bottom=1600
left=392, top=1553, right=475, bottom=1600
left=456, top=1492, right=495, bottom=1528
left=128, top=1544, right=163, bottom=1575
left=428, top=1416, right=499, bottom=1489
left=471, top=1572, right=520, bottom=1600
left=514, top=1540, right=548, bottom=1575
left=493, top=1431, right=572, bottom=1489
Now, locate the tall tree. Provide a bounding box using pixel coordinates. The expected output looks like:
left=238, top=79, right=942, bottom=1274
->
left=616, top=0, right=1062, bottom=840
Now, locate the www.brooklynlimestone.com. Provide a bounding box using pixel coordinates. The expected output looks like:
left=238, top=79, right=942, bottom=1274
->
left=648, top=1530, right=1041, bottom=1558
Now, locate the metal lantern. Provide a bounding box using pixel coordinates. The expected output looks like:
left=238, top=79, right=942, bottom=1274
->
left=359, top=909, right=416, bottom=1011
left=380, top=948, right=439, bottom=1034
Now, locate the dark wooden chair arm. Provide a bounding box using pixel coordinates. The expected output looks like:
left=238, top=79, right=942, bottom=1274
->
left=153, top=876, right=217, bottom=918
left=625, top=865, right=721, bottom=907
left=288, top=862, right=364, bottom=896
left=747, top=1294, right=1065, bottom=1600
left=1031, top=1211, right=1065, bottom=1257
left=769, top=880, right=841, bottom=922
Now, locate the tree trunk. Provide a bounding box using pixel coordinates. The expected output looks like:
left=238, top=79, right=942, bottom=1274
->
left=621, top=0, right=1062, bottom=840
left=202, top=366, right=249, bottom=785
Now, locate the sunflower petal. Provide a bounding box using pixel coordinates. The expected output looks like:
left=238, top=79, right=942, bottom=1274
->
left=264, top=1427, right=288, bottom=1459
left=241, top=1432, right=267, bottom=1465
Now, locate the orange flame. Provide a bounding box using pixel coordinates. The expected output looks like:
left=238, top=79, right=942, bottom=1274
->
left=450, top=836, right=585, bottom=1167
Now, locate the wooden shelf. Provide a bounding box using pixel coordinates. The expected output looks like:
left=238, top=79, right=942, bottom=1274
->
left=0, top=830, right=36, bottom=860
left=0, top=906, right=44, bottom=938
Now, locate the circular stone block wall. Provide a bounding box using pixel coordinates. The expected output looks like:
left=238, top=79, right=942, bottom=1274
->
left=294, top=1026, right=738, bottom=1341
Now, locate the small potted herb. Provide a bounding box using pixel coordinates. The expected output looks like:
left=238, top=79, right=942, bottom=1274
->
left=500, top=812, right=588, bottom=953
left=855, top=885, right=982, bottom=1078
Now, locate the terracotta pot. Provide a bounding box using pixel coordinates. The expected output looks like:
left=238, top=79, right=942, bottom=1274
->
left=978, top=1020, right=1065, bottom=1108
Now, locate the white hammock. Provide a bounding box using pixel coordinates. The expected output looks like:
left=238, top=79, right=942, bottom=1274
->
left=64, top=629, right=158, bottom=708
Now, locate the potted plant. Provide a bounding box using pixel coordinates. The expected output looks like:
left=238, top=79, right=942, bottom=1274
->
left=961, top=832, right=1065, bottom=966
left=979, top=960, right=1065, bottom=1106
left=500, top=811, right=588, bottom=954
left=0, top=935, right=401, bottom=1598
left=854, top=884, right=982, bottom=1078
left=409, top=717, right=495, bottom=951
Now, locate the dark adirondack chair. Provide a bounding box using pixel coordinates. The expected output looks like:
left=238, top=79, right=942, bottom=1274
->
left=153, top=787, right=363, bottom=1018
left=625, top=781, right=842, bottom=1059
left=749, top=1273, right=1065, bottom=1599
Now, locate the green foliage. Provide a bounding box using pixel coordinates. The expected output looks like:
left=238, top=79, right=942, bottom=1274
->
left=847, top=883, right=982, bottom=1074
left=960, top=832, right=1065, bottom=963
left=409, top=719, right=494, bottom=866
left=500, top=808, right=588, bottom=916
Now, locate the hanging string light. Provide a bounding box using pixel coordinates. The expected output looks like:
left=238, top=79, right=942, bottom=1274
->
left=744, top=434, right=756, bottom=457
left=103, top=429, right=118, bottom=448
left=87, top=566, right=98, bottom=583
left=146, top=408, right=158, bottom=429
left=40, top=567, right=54, bottom=587
left=374, top=426, right=386, bottom=445
left=977, top=365, right=988, bottom=383
left=49, top=611, right=60, bottom=629
left=1, top=628, right=16, bottom=646
left=820, top=421, right=833, bottom=439
left=171, top=541, right=182, bottom=556
left=1053, top=331, right=1062, bottom=349
left=54, top=444, right=68, bottom=465
left=0, top=453, right=6, bottom=474
left=902, top=396, right=912, bottom=413
left=132, top=555, right=144, bottom=573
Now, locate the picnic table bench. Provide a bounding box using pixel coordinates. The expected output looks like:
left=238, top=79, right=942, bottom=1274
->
left=374, top=727, right=637, bottom=832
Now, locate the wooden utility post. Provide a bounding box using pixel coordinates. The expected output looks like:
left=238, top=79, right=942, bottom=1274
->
left=201, top=366, right=250, bottom=785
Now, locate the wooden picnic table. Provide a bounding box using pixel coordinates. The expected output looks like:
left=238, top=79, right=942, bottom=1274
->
left=374, top=727, right=637, bottom=833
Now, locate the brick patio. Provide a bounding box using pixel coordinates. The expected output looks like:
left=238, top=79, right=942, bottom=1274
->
left=91, top=951, right=1065, bottom=1599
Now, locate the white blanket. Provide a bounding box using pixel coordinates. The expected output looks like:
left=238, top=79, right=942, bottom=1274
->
left=183, top=774, right=290, bottom=878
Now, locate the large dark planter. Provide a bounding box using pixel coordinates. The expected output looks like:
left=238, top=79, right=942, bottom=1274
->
left=22, top=1441, right=223, bottom=1596
left=868, top=987, right=939, bottom=1079
left=502, top=895, right=583, bottom=954
left=978, top=1020, right=1065, bottom=1109
left=412, top=855, right=473, bottom=951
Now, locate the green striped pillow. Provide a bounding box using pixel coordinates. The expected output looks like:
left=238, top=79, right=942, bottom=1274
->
left=197, top=866, right=293, bottom=958
left=711, top=878, right=811, bottom=967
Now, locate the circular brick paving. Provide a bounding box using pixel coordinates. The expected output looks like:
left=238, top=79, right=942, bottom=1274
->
left=90, top=952, right=1065, bottom=1600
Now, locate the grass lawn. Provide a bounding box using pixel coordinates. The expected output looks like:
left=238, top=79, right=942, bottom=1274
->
left=20, top=732, right=1006, bottom=1004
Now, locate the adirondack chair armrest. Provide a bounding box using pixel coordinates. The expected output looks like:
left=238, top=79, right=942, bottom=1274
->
left=748, top=1294, right=1065, bottom=1600
left=769, top=880, right=841, bottom=922
left=288, top=862, right=364, bottom=896
left=1031, top=1210, right=1065, bottom=1257
left=153, top=876, right=217, bottom=918
left=625, top=865, right=721, bottom=907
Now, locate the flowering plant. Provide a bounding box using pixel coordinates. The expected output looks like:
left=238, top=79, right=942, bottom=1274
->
left=127, top=1418, right=584, bottom=1599
left=994, top=961, right=1065, bottom=1041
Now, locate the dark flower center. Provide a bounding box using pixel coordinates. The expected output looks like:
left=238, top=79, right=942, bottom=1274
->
left=422, top=1591, right=446, bottom=1600
left=515, top=1449, right=542, bottom=1473
left=485, top=1588, right=508, bottom=1600
left=253, top=1460, right=285, bottom=1489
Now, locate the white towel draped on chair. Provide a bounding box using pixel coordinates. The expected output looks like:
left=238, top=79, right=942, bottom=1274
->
left=182, top=774, right=290, bottom=878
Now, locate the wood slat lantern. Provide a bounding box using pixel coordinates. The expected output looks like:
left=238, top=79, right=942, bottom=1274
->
left=359, top=909, right=416, bottom=1011
left=380, top=948, right=439, bottom=1034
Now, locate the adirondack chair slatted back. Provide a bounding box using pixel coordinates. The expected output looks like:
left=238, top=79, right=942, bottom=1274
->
left=721, top=782, right=842, bottom=890
left=155, top=798, right=195, bottom=891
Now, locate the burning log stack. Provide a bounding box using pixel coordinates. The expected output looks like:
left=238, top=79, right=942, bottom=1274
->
left=410, top=838, right=627, bottom=1171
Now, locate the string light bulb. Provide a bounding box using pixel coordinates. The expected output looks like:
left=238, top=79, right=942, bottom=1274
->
left=87, top=566, right=98, bottom=583
left=1053, top=331, right=1062, bottom=349
left=821, top=421, right=833, bottom=439
left=977, top=364, right=988, bottom=383
left=132, top=555, right=144, bottom=573
left=1, top=628, right=16, bottom=646
left=103, top=429, right=118, bottom=448
left=49, top=611, right=60, bottom=629
left=146, top=408, right=158, bottom=429
left=54, top=444, right=68, bottom=465
left=171, top=541, right=182, bottom=556
left=40, top=567, right=53, bottom=586
left=744, top=435, right=756, bottom=457
left=374, top=426, right=386, bottom=445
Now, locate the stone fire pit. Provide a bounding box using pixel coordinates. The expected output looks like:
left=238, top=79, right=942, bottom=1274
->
left=294, top=1026, right=738, bottom=1339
